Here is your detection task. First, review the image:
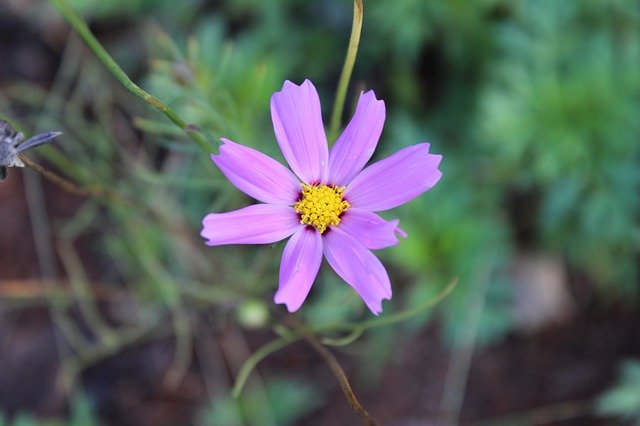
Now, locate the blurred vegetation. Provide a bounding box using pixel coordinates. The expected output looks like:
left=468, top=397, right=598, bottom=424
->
left=2, top=0, right=639, bottom=423
left=0, top=393, right=98, bottom=426
left=198, top=377, right=323, bottom=426
left=596, top=359, right=640, bottom=424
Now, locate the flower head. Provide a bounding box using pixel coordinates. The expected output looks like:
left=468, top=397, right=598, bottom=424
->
left=0, top=120, right=61, bottom=181
left=201, top=80, right=442, bottom=314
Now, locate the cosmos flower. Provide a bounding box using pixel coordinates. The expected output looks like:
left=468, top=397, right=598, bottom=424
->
left=201, top=80, right=442, bottom=314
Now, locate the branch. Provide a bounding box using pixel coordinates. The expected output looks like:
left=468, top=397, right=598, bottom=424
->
left=293, top=320, right=377, bottom=425
left=51, top=0, right=210, bottom=152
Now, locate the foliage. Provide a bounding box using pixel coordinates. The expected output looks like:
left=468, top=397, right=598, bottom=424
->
left=2, top=0, right=640, bottom=423
left=198, top=377, right=323, bottom=426
left=596, top=359, right=640, bottom=424
left=0, top=393, right=98, bottom=426
left=477, top=0, right=640, bottom=292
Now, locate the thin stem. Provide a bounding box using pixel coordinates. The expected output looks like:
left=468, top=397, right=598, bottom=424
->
left=51, top=0, right=210, bottom=152
left=231, top=333, right=299, bottom=399
left=21, top=155, right=134, bottom=205
left=292, top=320, right=377, bottom=425
left=163, top=306, right=193, bottom=388
left=223, top=324, right=279, bottom=426
left=439, top=266, right=492, bottom=426
left=231, top=279, right=458, bottom=397
left=328, top=0, right=364, bottom=142
left=22, top=169, right=76, bottom=396
left=356, top=278, right=458, bottom=331
left=58, top=240, right=117, bottom=347
left=63, top=321, right=167, bottom=379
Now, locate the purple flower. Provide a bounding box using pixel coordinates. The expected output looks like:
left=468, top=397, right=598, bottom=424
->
left=201, top=80, right=442, bottom=315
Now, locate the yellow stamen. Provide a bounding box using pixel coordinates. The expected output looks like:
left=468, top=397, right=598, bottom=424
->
left=294, top=183, right=350, bottom=233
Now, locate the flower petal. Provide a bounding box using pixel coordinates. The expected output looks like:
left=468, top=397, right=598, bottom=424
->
left=323, top=227, right=392, bottom=315
left=211, top=138, right=301, bottom=205
left=274, top=227, right=323, bottom=312
left=270, top=80, right=328, bottom=183
left=328, top=90, right=385, bottom=186
left=201, top=204, right=300, bottom=245
left=337, top=208, right=405, bottom=250
left=345, top=143, right=442, bottom=212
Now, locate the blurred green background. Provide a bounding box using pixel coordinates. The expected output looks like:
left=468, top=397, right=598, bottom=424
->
left=1, top=0, right=639, bottom=425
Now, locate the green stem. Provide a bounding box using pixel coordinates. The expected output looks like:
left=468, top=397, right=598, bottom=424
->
left=357, top=278, right=458, bottom=331
left=51, top=0, right=210, bottom=152
left=231, top=333, right=300, bottom=398
left=231, top=278, right=458, bottom=397
left=328, top=0, right=364, bottom=142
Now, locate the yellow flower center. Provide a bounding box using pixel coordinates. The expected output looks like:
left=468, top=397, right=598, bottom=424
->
left=294, top=183, right=350, bottom=233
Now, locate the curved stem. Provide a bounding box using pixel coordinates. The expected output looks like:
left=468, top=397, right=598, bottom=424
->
left=293, top=320, right=377, bottom=425
left=328, top=0, right=364, bottom=142
left=51, top=0, right=210, bottom=152
left=231, top=279, right=458, bottom=398
left=21, top=155, right=134, bottom=205
left=231, top=333, right=300, bottom=398
left=358, top=278, right=458, bottom=331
